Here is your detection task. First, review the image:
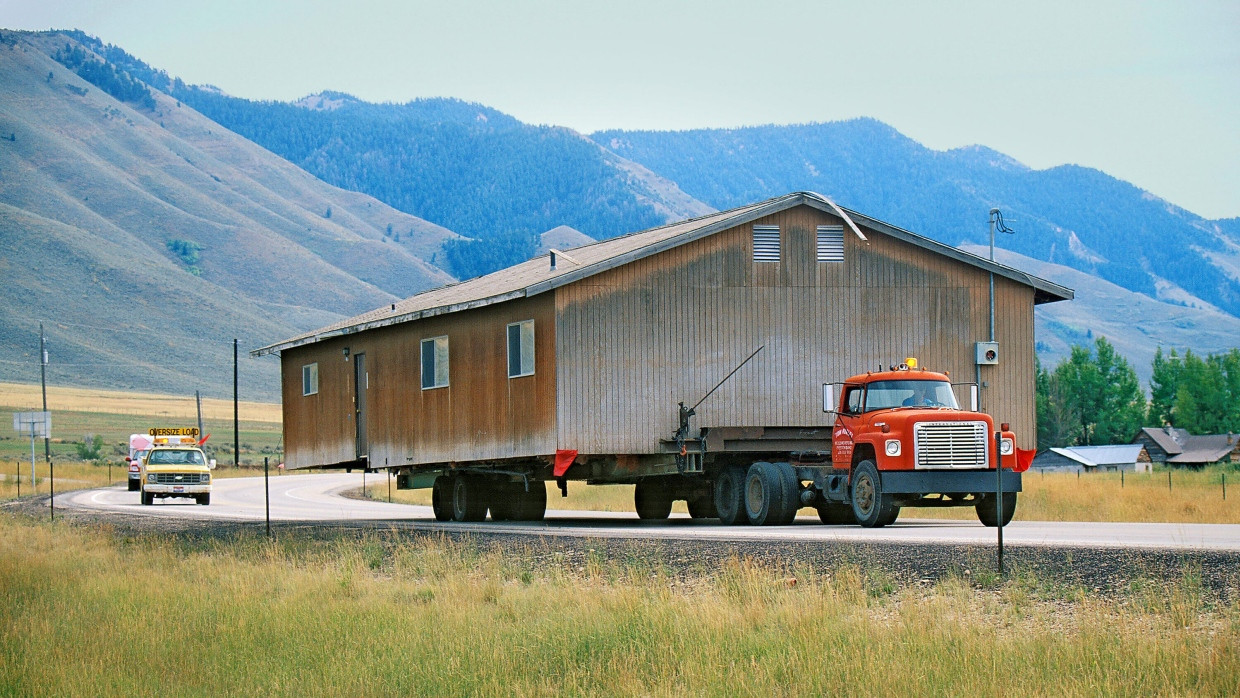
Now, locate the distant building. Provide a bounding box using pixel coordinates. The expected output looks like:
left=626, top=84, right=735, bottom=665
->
left=1032, top=444, right=1149, bottom=473
left=1134, top=427, right=1239, bottom=470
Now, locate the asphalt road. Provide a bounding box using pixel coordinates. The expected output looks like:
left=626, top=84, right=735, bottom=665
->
left=55, top=472, right=1240, bottom=552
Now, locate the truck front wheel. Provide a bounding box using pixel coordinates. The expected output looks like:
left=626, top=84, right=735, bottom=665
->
left=976, top=492, right=1017, bottom=527
left=850, top=460, right=897, bottom=528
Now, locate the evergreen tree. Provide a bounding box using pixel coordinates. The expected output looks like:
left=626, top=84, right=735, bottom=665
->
left=1035, top=357, right=1082, bottom=448
left=1147, top=346, right=1180, bottom=425
left=1051, top=337, right=1145, bottom=445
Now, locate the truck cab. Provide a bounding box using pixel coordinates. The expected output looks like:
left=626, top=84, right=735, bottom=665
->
left=139, top=439, right=215, bottom=506
left=825, top=360, right=1024, bottom=527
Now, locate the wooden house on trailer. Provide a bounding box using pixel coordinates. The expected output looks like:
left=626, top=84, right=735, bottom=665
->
left=254, top=191, right=1072, bottom=523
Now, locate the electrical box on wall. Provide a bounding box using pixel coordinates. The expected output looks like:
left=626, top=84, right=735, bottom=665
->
left=975, top=341, right=999, bottom=365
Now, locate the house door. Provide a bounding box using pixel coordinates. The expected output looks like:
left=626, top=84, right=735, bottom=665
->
left=353, top=353, right=368, bottom=461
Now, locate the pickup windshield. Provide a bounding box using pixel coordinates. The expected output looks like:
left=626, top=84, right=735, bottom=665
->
left=147, top=449, right=206, bottom=466
left=864, top=380, right=959, bottom=412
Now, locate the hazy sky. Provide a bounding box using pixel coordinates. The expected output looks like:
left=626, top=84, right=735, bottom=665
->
left=5, top=0, right=1237, bottom=218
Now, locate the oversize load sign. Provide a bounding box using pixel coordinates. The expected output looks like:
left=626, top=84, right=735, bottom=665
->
left=149, top=427, right=200, bottom=437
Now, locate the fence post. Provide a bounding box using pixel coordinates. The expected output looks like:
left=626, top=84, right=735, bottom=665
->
left=1168, top=470, right=1172, bottom=492
left=15, top=460, right=19, bottom=498
left=1121, top=470, right=1124, bottom=488
left=1224, top=473, right=1227, bottom=501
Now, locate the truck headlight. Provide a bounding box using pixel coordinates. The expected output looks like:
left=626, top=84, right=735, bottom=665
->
left=147, top=473, right=156, bottom=483
left=200, top=473, right=211, bottom=483
left=1000, top=438, right=1014, bottom=455
left=884, top=439, right=901, bottom=457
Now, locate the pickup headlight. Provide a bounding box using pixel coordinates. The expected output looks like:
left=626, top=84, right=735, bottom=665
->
left=884, top=439, right=901, bottom=457
left=1000, top=438, right=1014, bottom=455
left=147, top=473, right=156, bottom=483
left=200, top=473, right=211, bottom=483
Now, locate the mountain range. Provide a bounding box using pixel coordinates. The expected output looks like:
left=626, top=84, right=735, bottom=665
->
left=1, top=29, right=1236, bottom=400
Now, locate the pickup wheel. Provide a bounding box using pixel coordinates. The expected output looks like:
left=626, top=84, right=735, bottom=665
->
left=743, top=462, right=789, bottom=526
left=714, top=467, right=749, bottom=525
left=141, top=489, right=153, bottom=506
left=634, top=479, right=673, bottom=520
left=127, top=480, right=139, bottom=492
left=976, top=492, right=1017, bottom=527
left=850, top=460, right=896, bottom=528
left=514, top=481, right=547, bottom=521
left=451, top=476, right=488, bottom=522
left=431, top=476, right=452, bottom=521
left=196, top=493, right=210, bottom=506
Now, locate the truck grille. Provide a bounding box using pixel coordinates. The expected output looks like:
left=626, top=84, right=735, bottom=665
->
left=913, top=421, right=988, bottom=469
left=153, top=473, right=202, bottom=484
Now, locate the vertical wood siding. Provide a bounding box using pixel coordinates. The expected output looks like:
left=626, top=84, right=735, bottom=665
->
left=554, top=205, right=1038, bottom=454
left=280, top=294, right=556, bottom=468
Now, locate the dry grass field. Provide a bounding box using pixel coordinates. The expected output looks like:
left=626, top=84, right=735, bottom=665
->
left=0, top=381, right=282, bottom=422
left=0, top=515, right=1235, bottom=696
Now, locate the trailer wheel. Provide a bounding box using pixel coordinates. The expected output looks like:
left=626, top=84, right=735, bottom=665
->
left=850, top=460, right=896, bottom=528
left=976, top=492, right=1017, bottom=527
left=514, top=481, right=547, bottom=521
left=488, top=481, right=516, bottom=521
left=634, top=479, right=673, bottom=520
left=687, top=492, right=718, bottom=519
left=743, top=462, right=789, bottom=526
left=714, top=467, right=749, bottom=525
left=451, top=476, right=488, bottom=522
left=430, top=477, right=452, bottom=521
left=816, top=503, right=854, bottom=525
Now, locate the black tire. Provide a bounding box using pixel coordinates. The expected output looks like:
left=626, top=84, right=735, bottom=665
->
left=127, top=479, right=139, bottom=492
left=687, top=491, right=718, bottom=519
left=515, top=481, right=547, bottom=521
left=634, top=479, right=673, bottom=520
left=451, top=476, right=488, bottom=522
left=743, top=462, right=788, bottom=526
left=197, top=493, right=210, bottom=506
left=976, top=492, right=1017, bottom=527
left=431, top=476, right=452, bottom=521
left=816, top=503, right=855, bottom=525
left=488, top=480, right=518, bottom=521
left=714, top=467, right=749, bottom=525
left=850, top=460, right=896, bottom=528
left=773, top=462, right=800, bottom=524
left=141, top=489, right=153, bottom=506
left=878, top=505, right=900, bottom=526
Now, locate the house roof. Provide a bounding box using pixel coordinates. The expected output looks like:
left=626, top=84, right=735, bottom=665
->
left=1138, top=426, right=1188, bottom=455
left=1167, top=434, right=1237, bottom=465
left=1047, top=444, right=1146, bottom=467
left=253, top=191, right=1075, bottom=356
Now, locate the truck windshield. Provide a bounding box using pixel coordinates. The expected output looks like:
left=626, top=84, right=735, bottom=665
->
left=147, top=450, right=206, bottom=465
left=864, top=380, right=959, bottom=412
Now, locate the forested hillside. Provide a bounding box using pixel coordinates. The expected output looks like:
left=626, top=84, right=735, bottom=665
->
left=594, top=122, right=1240, bottom=319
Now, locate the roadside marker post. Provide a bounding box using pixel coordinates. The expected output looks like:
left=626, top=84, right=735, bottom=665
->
left=264, top=456, right=271, bottom=539
left=994, top=430, right=1004, bottom=575
left=49, top=458, right=54, bottom=521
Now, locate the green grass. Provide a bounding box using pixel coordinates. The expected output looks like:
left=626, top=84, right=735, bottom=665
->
left=0, top=514, right=1236, bottom=696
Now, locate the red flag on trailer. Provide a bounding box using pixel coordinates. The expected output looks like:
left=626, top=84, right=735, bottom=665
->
left=554, top=449, right=578, bottom=477
left=1015, top=448, right=1036, bottom=472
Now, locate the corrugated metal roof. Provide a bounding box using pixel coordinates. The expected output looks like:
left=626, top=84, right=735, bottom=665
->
left=1167, top=434, right=1237, bottom=465
left=1050, top=444, right=1146, bottom=467
left=1139, top=426, right=1188, bottom=455
left=253, top=191, right=1074, bottom=356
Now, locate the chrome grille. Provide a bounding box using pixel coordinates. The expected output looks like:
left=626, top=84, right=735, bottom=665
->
left=153, top=472, right=203, bottom=484
left=913, top=421, right=988, bottom=469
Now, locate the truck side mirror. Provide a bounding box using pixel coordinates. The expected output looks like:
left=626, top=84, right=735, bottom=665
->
left=969, top=385, right=978, bottom=411
left=822, top=384, right=835, bottom=414
left=209, top=459, right=216, bottom=470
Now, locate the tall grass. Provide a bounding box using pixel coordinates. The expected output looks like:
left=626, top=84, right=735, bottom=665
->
left=0, top=515, right=1235, bottom=696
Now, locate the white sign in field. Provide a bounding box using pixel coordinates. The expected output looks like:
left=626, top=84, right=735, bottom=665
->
left=12, top=411, right=51, bottom=438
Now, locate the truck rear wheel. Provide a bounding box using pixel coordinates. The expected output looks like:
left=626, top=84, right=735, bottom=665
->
left=431, top=477, right=452, bottom=521
left=773, top=462, right=800, bottom=524
left=816, top=503, right=854, bottom=525
left=744, top=462, right=793, bottom=526
left=687, top=492, right=718, bottom=519
left=976, top=492, right=1017, bottom=527
left=714, top=467, right=749, bottom=525
left=634, top=479, right=673, bottom=520
left=451, top=476, right=488, bottom=522
left=850, top=460, right=896, bottom=528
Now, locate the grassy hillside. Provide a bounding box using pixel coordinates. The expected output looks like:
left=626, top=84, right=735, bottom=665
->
left=0, top=31, right=459, bottom=400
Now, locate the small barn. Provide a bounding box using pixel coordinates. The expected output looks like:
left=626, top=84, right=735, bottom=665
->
left=1135, top=427, right=1240, bottom=469
left=255, top=192, right=1072, bottom=474
left=1031, top=445, right=1149, bottom=473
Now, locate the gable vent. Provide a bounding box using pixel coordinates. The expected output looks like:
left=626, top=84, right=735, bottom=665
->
left=816, top=225, right=844, bottom=263
left=753, top=225, right=780, bottom=262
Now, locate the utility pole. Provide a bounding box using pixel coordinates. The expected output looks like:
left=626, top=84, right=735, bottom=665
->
left=233, top=339, right=239, bottom=468
left=40, top=323, right=49, bottom=464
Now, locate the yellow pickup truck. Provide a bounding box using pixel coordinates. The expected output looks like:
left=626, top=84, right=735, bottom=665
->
left=140, top=442, right=216, bottom=506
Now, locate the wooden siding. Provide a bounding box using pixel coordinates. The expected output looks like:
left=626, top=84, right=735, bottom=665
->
left=554, top=205, right=1038, bottom=454
left=280, top=294, right=556, bottom=469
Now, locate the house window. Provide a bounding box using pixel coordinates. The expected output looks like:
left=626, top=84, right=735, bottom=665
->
left=420, top=336, right=449, bottom=389
left=752, top=224, right=780, bottom=262
left=507, top=320, right=535, bottom=378
left=302, top=363, right=318, bottom=396
left=816, top=225, right=844, bottom=263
